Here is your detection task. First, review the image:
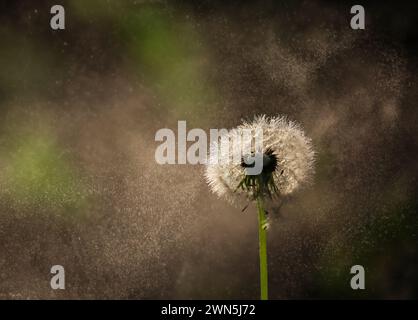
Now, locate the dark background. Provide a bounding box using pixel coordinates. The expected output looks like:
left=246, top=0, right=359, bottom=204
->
left=0, top=0, right=417, bottom=299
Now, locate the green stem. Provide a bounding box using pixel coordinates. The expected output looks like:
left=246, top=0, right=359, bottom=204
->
left=256, top=197, right=268, bottom=300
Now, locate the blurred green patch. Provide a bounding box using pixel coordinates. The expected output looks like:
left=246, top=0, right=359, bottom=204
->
left=71, top=1, right=215, bottom=122
left=0, top=116, right=88, bottom=215
left=123, top=6, right=214, bottom=120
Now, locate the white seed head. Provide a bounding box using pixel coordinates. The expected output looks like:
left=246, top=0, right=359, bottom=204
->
left=205, top=115, right=315, bottom=205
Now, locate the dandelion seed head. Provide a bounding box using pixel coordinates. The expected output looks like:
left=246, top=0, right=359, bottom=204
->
left=205, top=115, right=315, bottom=205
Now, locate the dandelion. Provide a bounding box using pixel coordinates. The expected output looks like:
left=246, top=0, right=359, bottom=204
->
left=205, top=115, right=315, bottom=299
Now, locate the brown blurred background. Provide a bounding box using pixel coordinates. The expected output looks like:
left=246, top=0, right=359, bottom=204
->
left=0, top=0, right=417, bottom=299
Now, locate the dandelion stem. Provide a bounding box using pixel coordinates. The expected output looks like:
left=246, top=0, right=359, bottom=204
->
left=256, top=197, right=268, bottom=300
